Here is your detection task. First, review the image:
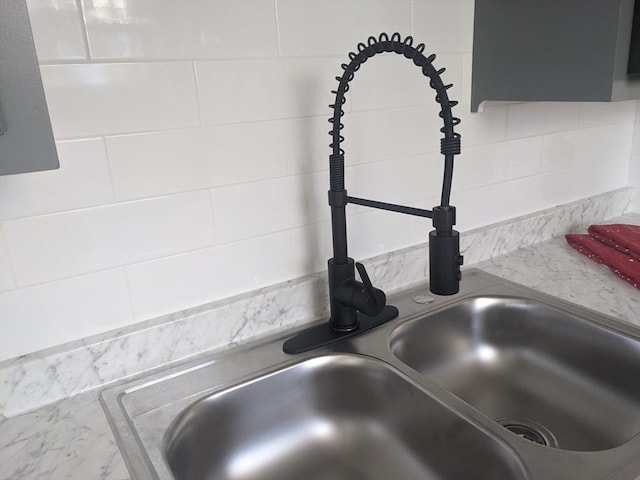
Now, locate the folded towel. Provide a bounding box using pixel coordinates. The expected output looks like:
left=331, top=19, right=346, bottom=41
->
left=588, top=224, right=640, bottom=260
left=565, top=223, right=640, bottom=290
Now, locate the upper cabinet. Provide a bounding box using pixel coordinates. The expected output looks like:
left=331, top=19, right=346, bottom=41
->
left=471, top=0, right=640, bottom=112
left=0, top=0, right=59, bottom=175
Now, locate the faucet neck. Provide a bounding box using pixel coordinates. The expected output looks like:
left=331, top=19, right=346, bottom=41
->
left=282, top=33, right=464, bottom=354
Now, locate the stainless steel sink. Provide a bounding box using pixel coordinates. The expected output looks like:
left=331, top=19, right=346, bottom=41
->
left=165, top=355, right=527, bottom=480
left=389, top=296, right=640, bottom=452
left=101, top=269, right=640, bottom=480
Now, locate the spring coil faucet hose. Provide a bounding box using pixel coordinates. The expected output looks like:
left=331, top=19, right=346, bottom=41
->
left=328, top=32, right=461, bottom=206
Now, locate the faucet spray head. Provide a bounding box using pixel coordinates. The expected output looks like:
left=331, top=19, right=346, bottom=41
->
left=429, top=206, right=463, bottom=295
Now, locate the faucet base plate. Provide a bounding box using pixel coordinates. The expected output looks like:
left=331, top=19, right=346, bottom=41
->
left=283, top=305, right=399, bottom=354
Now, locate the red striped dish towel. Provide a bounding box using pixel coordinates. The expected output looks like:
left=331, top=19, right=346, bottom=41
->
left=565, top=224, right=640, bottom=290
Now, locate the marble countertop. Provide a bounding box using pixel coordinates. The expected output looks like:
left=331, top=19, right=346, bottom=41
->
left=1, top=212, right=638, bottom=480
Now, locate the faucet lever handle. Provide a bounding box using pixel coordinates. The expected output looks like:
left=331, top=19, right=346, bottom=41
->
left=355, top=262, right=374, bottom=293
left=355, top=262, right=386, bottom=316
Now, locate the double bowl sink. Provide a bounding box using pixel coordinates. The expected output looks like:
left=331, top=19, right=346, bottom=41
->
left=101, top=269, right=640, bottom=479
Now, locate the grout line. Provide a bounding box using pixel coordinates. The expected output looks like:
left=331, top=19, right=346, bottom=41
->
left=207, top=189, right=219, bottom=246
left=122, top=267, right=139, bottom=323
left=75, top=0, right=92, bottom=62
left=100, top=136, right=119, bottom=202
left=410, top=0, right=415, bottom=37
left=49, top=110, right=416, bottom=142
left=191, top=61, right=204, bottom=126
left=274, top=0, right=282, bottom=57
left=0, top=224, right=19, bottom=293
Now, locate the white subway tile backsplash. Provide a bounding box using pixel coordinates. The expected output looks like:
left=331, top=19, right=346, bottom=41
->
left=277, top=0, right=410, bottom=57
left=41, top=62, right=199, bottom=138
left=211, top=172, right=328, bottom=243
left=454, top=184, right=503, bottom=231
left=565, top=156, right=629, bottom=200
left=348, top=209, right=411, bottom=261
left=543, top=123, right=636, bottom=171
left=497, top=170, right=572, bottom=221
left=349, top=153, right=443, bottom=207
left=453, top=143, right=503, bottom=192
left=26, top=0, right=87, bottom=63
left=574, top=123, right=635, bottom=165
left=0, top=269, right=133, bottom=361
left=345, top=107, right=440, bottom=165
left=453, top=137, right=542, bottom=194
left=506, top=102, right=581, bottom=139
left=284, top=106, right=441, bottom=175
left=578, top=100, right=637, bottom=128
left=1, top=0, right=637, bottom=361
left=498, top=136, right=544, bottom=179
left=3, top=192, right=215, bottom=287
left=82, top=0, right=278, bottom=60
left=106, top=122, right=287, bottom=201
left=457, top=101, right=508, bottom=145
left=292, top=221, right=334, bottom=274
left=0, top=228, right=15, bottom=292
left=196, top=57, right=344, bottom=125
left=542, top=130, right=579, bottom=171
left=0, top=138, right=115, bottom=220
left=406, top=195, right=440, bottom=245
left=284, top=115, right=332, bottom=174
left=126, top=247, right=228, bottom=321
left=412, top=0, right=474, bottom=54
left=496, top=156, right=628, bottom=223
left=348, top=54, right=435, bottom=111
left=127, top=230, right=309, bottom=320
left=461, top=53, right=473, bottom=102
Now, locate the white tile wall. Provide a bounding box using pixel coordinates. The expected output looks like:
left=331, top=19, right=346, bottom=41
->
left=106, top=122, right=288, bottom=200
left=196, top=57, right=342, bottom=125
left=0, top=227, right=16, bottom=292
left=41, top=62, right=200, bottom=138
left=578, top=101, right=637, bottom=128
left=0, top=138, right=115, bottom=220
left=345, top=107, right=440, bottom=164
left=277, top=0, right=411, bottom=57
left=126, top=229, right=311, bottom=320
left=211, top=171, right=329, bottom=243
left=0, top=269, right=133, bottom=359
left=82, top=0, right=279, bottom=60
left=349, top=153, right=443, bottom=207
left=3, top=192, right=215, bottom=286
left=412, top=0, right=475, bottom=54
left=1, top=0, right=636, bottom=360
left=348, top=54, right=441, bottom=111
left=506, top=102, right=582, bottom=138
left=27, top=0, right=87, bottom=63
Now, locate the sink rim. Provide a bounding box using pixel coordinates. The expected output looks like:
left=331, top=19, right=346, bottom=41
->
left=100, top=268, right=640, bottom=480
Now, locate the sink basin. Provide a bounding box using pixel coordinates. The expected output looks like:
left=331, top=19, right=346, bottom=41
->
left=390, top=296, right=640, bottom=452
left=101, top=269, right=640, bottom=480
left=164, top=354, right=527, bottom=480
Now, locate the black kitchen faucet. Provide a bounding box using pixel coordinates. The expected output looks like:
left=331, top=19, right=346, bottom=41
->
left=284, top=33, right=463, bottom=354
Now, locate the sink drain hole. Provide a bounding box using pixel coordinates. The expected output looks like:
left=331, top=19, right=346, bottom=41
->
left=496, top=418, right=558, bottom=448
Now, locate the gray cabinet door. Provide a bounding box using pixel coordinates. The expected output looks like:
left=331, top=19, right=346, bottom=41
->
left=471, top=0, right=640, bottom=112
left=0, top=0, right=59, bottom=175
